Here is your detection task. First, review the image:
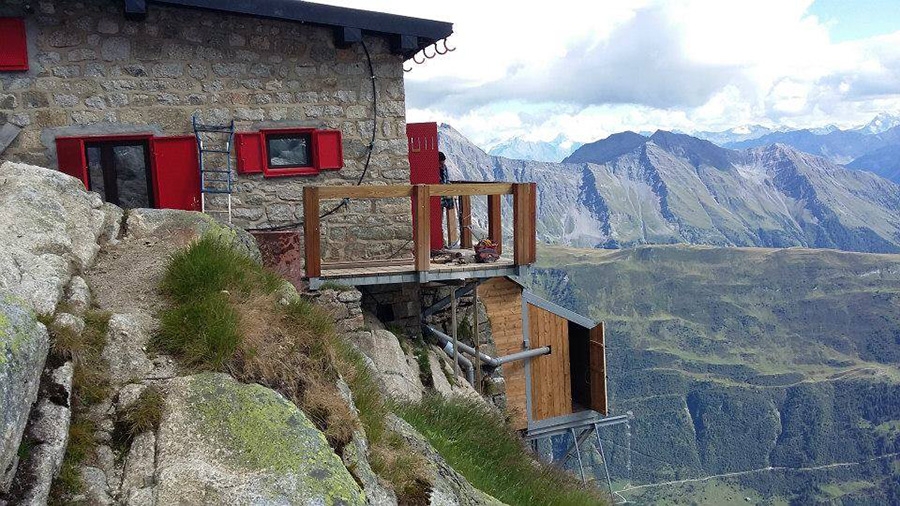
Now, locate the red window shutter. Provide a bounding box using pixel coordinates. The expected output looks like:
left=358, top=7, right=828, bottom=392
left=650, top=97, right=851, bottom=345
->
left=0, top=18, right=28, bottom=71
left=235, top=132, right=264, bottom=174
left=313, top=130, right=343, bottom=171
left=150, top=136, right=201, bottom=211
left=55, top=137, right=87, bottom=188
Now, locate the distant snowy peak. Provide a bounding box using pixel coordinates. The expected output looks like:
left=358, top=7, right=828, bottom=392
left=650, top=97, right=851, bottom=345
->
left=488, top=135, right=583, bottom=163
left=855, top=113, right=900, bottom=135
left=691, top=125, right=775, bottom=145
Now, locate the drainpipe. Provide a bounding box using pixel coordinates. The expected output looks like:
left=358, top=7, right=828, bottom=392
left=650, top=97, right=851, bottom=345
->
left=424, top=325, right=551, bottom=367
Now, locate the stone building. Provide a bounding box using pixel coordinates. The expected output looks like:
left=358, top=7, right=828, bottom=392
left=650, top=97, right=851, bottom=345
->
left=0, top=0, right=452, bottom=260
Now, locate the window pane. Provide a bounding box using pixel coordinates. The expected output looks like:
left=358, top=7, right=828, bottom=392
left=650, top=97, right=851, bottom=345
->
left=86, top=145, right=106, bottom=201
left=114, top=145, right=150, bottom=209
left=267, top=134, right=311, bottom=168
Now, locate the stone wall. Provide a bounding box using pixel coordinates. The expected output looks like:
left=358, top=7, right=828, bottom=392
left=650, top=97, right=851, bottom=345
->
left=0, top=0, right=413, bottom=261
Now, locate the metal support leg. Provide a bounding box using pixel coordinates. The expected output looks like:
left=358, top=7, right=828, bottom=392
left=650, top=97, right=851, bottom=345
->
left=570, top=428, right=586, bottom=484
left=451, top=287, right=459, bottom=377
left=594, top=423, right=616, bottom=501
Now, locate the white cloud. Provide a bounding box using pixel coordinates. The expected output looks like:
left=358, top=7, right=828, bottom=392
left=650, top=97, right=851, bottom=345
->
left=323, top=0, right=900, bottom=145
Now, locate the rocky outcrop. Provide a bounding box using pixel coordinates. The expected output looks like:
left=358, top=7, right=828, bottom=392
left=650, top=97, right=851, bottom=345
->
left=387, top=415, right=506, bottom=506
left=124, top=208, right=261, bottom=265
left=155, top=373, right=364, bottom=505
left=347, top=327, right=425, bottom=403
left=0, top=161, right=118, bottom=315
left=0, top=296, right=50, bottom=494
left=11, top=362, right=74, bottom=505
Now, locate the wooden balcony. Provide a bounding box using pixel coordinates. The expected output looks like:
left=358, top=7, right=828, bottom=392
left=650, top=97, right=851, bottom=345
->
left=303, top=182, right=536, bottom=287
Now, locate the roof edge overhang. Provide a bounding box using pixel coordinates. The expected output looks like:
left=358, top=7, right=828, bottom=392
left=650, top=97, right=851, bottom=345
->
left=125, top=0, right=453, bottom=59
left=521, top=289, right=597, bottom=330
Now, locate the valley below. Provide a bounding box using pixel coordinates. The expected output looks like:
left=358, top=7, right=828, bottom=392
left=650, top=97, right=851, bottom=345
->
left=528, top=245, right=900, bottom=505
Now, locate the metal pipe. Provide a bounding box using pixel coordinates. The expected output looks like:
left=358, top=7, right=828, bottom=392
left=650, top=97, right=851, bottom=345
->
left=424, top=325, right=550, bottom=367
left=439, top=341, right=475, bottom=385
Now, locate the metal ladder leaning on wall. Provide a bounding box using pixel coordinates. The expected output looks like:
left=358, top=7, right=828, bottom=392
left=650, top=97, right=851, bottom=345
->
left=192, top=115, right=236, bottom=223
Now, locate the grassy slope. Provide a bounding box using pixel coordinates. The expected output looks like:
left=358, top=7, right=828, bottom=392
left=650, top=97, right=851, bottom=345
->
left=531, top=244, right=900, bottom=504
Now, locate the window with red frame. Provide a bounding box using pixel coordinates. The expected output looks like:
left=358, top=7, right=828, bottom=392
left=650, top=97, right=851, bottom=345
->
left=0, top=18, right=29, bottom=71
left=235, top=128, right=343, bottom=177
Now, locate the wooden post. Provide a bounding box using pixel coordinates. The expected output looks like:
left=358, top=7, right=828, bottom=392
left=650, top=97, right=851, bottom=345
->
left=459, top=195, right=473, bottom=249
left=473, top=283, right=482, bottom=394
left=528, top=182, right=537, bottom=263
left=413, top=184, right=431, bottom=272
left=513, top=184, right=526, bottom=265
left=303, top=186, right=321, bottom=278
left=446, top=206, right=459, bottom=247
left=513, top=183, right=537, bottom=265
left=487, top=193, right=502, bottom=254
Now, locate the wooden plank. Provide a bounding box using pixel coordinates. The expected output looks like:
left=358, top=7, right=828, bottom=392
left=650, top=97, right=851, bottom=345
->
left=478, top=278, right=525, bottom=429
left=429, top=182, right=514, bottom=196
left=412, top=184, right=431, bottom=272
left=318, top=184, right=413, bottom=199
left=303, top=186, right=321, bottom=278
left=488, top=194, right=502, bottom=255
left=529, top=304, right=572, bottom=421
left=459, top=194, right=473, bottom=248
left=589, top=322, right=609, bottom=416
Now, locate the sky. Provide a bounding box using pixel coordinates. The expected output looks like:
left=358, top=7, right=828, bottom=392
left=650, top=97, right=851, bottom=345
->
left=323, top=0, right=900, bottom=148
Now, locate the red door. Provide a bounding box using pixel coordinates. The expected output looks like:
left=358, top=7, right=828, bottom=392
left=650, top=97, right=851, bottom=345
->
left=407, top=122, right=443, bottom=250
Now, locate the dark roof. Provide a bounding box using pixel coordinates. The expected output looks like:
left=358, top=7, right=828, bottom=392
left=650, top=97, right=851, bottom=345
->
left=124, top=0, right=452, bottom=59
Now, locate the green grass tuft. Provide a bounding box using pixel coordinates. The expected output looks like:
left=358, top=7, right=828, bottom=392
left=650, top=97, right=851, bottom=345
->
left=160, top=234, right=281, bottom=304
left=157, top=292, right=240, bottom=370
left=117, top=386, right=164, bottom=440
left=397, top=395, right=607, bottom=506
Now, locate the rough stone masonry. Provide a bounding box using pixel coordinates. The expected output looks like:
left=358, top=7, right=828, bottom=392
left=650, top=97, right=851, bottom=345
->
left=0, top=0, right=414, bottom=262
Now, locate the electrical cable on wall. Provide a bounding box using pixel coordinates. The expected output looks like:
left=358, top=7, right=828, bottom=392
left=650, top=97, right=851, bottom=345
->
left=247, top=38, right=378, bottom=231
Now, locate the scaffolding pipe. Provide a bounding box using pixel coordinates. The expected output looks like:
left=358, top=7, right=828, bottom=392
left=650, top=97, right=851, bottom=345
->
left=424, top=325, right=551, bottom=367
left=439, top=341, right=475, bottom=385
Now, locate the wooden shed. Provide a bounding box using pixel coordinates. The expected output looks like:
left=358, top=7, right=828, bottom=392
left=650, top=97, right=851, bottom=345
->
left=479, top=277, right=608, bottom=432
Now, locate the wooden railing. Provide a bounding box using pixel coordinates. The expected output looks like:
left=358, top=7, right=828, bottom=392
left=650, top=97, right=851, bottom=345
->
left=303, top=182, right=537, bottom=278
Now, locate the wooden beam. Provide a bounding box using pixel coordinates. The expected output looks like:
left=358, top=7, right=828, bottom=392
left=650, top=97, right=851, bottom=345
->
left=303, top=186, right=322, bottom=278
left=459, top=194, right=473, bottom=248
left=487, top=194, right=502, bottom=255
left=429, top=183, right=515, bottom=197
left=412, top=184, right=431, bottom=272
left=318, top=185, right=414, bottom=199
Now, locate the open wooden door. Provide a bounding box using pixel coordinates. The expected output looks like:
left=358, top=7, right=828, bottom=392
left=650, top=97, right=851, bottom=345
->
left=589, top=322, right=609, bottom=416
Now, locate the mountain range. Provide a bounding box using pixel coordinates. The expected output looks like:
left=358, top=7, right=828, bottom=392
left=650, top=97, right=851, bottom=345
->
left=439, top=124, right=900, bottom=253
left=486, top=135, right=582, bottom=163
left=484, top=114, right=900, bottom=185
